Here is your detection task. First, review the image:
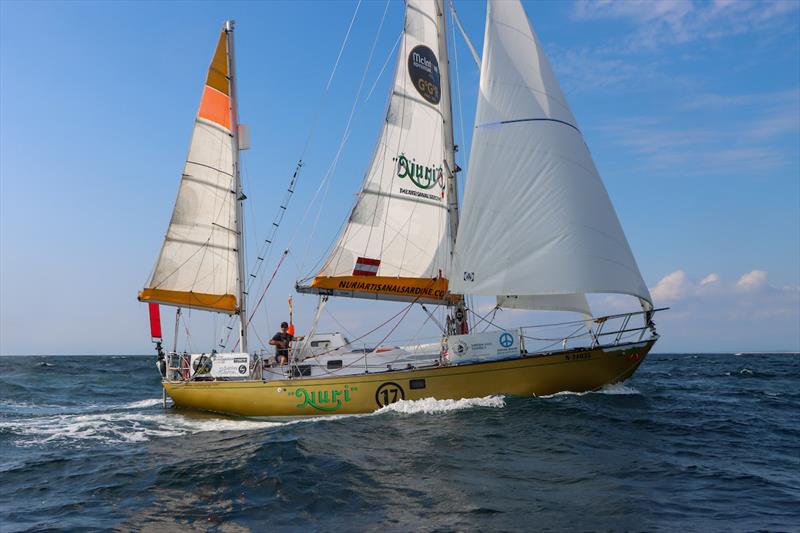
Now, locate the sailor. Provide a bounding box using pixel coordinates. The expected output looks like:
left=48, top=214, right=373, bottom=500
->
left=269, top=321, right=304, bottom=365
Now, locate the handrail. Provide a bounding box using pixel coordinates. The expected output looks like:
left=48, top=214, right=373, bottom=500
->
left=517, top=307, right=668, bottom=330
left=592, top=307, right=669, bottom=322
left=595, top=326, right=650, bottom=337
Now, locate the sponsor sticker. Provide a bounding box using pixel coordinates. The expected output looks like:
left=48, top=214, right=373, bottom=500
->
left=408, top=45, right=441, bottom=105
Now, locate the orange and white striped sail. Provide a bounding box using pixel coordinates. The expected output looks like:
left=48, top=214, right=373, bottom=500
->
left=298, top=0, right=455, bottom=305
left=139, top=27, right=239, bottom=314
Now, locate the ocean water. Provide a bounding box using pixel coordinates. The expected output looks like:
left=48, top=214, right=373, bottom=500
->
left=1, top=354, right=798, bottom=532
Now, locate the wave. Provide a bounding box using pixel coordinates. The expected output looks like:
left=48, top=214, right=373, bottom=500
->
left=375, top=395, right=506, bottom=415
left=0, top=410, right=300, bottom=446
left=120, top=398, right=163, bottom=409
left=538, top=382, right=641, bottom=398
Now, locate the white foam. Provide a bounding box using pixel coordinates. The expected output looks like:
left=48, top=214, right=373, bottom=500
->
left=538, top=382, right=640, bottom=398
left=596, top=383, right=641, bottom=395
left=120, top=398, right=163, bottom=409
left=0, top=409, right=306, bottom=446
left=375, top=395, right=506, bottom=415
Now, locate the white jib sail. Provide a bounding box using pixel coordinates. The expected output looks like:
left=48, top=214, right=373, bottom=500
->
left=315, top=0, right=451, bottom=283
left=450, top=0, right=652, bottom=311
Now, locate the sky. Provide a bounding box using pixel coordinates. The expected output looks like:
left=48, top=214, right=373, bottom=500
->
left=1, top=0, right=798, bottom=355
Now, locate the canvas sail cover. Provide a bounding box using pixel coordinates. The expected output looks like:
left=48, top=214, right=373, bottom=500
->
left=139, top=29, right=239, bottom=314
left=299, top=0, right=453, bottom=304
left=450, top=0, right=652, bottom=312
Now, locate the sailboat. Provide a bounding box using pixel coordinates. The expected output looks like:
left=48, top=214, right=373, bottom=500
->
left=140, top=2, right=663, bottom=417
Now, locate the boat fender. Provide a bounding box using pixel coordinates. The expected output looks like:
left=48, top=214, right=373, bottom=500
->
left=154, top=341, right=166, bottom=377
left=155, top=357, right=166, bottom=378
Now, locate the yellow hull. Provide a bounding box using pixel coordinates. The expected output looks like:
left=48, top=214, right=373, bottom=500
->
left=164, top=340, right=655, bottom=416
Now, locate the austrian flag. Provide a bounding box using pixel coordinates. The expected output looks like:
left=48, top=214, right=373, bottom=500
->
left=353, top=257, right=380, bottom=277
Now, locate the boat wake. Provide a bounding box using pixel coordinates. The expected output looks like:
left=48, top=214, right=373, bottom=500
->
left=375, top=395, right=506, bottom=415
left=538, top=383, right=641, bottom=398
left=0, top=399, right=311, bottom=446
left=121, top=398, right=163, bottom=409
left=1, top=394, right=510, bottom=446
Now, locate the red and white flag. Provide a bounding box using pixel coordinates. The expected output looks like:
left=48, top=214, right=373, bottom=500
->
left=353, top=257, right=380, bottom=276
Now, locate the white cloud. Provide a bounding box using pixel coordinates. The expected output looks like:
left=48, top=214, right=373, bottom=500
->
left=700, top=273, right=720, bottom=285
left=736, top=269, right=768, bottom=291
left=572, top=0, right=799, bottom=49
left=648, top=268, right=799, bottom=319
left=647, top=268, right=800, bottom=350
left=651, top=269, right=691, bottom=300
left=651, top=268, right=793, bottom=301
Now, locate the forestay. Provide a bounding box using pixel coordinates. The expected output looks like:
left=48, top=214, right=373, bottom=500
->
left=299, top=0, right=454, bottom=304
left=450, top=0, right=652, bottom=312
left=139, top=29, right=239, bottom=314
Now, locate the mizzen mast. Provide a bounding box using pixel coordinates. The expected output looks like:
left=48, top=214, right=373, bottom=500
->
left=225, top=20, right=248, bottom=353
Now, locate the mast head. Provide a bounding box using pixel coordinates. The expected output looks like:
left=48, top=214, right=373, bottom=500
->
left=225, top=20, right=235, bottom=32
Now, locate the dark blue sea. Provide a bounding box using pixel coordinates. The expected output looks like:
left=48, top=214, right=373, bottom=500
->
left=1, top=354, right=798, bottom=532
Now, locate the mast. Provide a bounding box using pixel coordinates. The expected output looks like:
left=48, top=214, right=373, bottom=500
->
left=435, top=0, right=467, bottom=335
left=225, top=20, right=248, bottom=353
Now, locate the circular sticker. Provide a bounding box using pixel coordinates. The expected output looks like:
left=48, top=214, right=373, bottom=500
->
left=453, top=340, right=469, bottom=357
left=375, top=382, right=406, bottom=407
left=408, top=45, right=440, bottom=105
left=499, top=333, right=514, bottom=348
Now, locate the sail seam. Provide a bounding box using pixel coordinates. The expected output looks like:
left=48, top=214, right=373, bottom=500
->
left=477, top=117, right=580, bottom=133
left=181, top=174, right=235, bottom=193
left=164, top=236, right=236, bottom=252
left=391, top=90, right=444, bottom=118
left=186, top=160, right=235, bottom=178
left=196, top=116, right=232, bottom=134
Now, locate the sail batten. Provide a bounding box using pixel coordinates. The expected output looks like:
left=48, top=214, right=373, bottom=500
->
left=450, top=0, right=652, bottom=312
left=139, top=27, right=240, bottom=315
left=300, top=0, right=454, bottom=304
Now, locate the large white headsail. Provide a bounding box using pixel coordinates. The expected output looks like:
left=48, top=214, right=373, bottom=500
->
left=298, top=0, right=454, bottom=304
left=450, top=0, right=651, bottom=312
left=139, top=28, right=240, bottom=314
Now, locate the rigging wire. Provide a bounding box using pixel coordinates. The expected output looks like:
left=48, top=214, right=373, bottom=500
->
left=218, top=0, right=366, bottom=351
left=299, top=0, right=364, bottom=159
left=229, top=249, right=290, bottom=351
left=448, top=0, right=481, bottom=68
left=285, top=278, right=439, bottom=371
left=298, top=300, right=416, bottom=376
left=296, top=0, right=393, bottom=275
left=322, top=305, right=357, bottom=341
left=365, top=31, right=402, bottom=102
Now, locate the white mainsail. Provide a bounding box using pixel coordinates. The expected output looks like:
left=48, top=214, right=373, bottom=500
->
left=450, top=0, right=652, bottom=312
left=139, top=29, right=240, bottom=314
left=299, top=0, right=454, bottom=304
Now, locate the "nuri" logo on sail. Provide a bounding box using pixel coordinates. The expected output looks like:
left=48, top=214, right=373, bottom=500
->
left=393, top=153, right=444, bottom=192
